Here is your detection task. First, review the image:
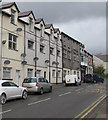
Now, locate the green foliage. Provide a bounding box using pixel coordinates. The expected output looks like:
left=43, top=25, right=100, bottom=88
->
left=93, top=65, right=107, bottom=78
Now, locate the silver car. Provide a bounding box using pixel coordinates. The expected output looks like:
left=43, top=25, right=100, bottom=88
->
left=0, top=80, right=27, bottom=105
left=22, top=77, right=52, bottom=94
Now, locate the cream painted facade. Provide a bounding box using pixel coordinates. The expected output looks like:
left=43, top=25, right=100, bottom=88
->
left=1, top=4, right=25, bottom=85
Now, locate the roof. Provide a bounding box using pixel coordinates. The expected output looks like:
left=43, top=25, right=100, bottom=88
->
left=54, top=28, right=60, bottom=33
left=0, top=2, right=20, bottom=12
left=84, top=50, right=93, bottom=57
left=45, top=24, right=53, bottom=29
left=95, top=54, right=108, bottom=62
left=61, top=32, right=80, bottom=44
left=35, top=18, right=45, bottom=25
left=18, top=11, right=36, bottom=20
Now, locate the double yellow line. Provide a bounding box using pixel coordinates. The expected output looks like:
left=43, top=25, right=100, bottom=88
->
left=73, top=94, right=106, bottom=120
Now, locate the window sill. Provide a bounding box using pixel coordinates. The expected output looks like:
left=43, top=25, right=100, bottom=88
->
left=50, top=54, right=55, bottom=56
left=40, top=52, right=45, bottom=54
left=11, top=22, right=17, bottom=26
left=28, top=48, right=34, bottom=51
left=8, top=48, right=18, bottom=52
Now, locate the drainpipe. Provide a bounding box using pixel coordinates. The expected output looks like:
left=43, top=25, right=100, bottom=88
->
left=24, top=24, right=26, bottom=61
left=61, top=36, right=63, bottom=83
left=34, top=28, right=37, bottom=77
left=49, top=34, right=51, bottom=83
left=56, top=34, right=59, bottom=84
left=0, top=12, right=3, bottom=80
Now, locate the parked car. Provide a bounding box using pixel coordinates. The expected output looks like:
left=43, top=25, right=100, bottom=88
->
left=64, top=75, right=81, bottom=86
left=84, top=74, right=104, bottom=83
left=22, top=77, right=52, bottom=94
left=0, top=80, right=27, bottom=105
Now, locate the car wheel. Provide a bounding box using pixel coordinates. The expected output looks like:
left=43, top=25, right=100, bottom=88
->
left=49, top=86, right=52, bottom=92
left=40, top=88, right=43, bottom=95
left=22, top=90, right=27, bottom=99
left=0, top=94, right=7, bottom=105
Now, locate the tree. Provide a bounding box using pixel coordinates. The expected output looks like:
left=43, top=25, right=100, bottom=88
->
left=93, top=65, right=105, bottom=78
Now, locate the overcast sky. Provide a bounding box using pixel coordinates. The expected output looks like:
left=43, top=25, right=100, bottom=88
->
left=3, top=1, right=106, bottom=55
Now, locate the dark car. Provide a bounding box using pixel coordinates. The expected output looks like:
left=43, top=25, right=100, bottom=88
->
left=83, top=74, right=104, bottom=83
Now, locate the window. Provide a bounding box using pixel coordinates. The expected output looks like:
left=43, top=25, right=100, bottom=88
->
left=40, top=44, right=45, bottom=53
left=29, top=17, right=33, bottom=31
left=81, top=55, right=84, bottom=62
left=23, top=78, right=37, bottom=83
left=57, top=50, right=60, bottom=57
left=50, top=47, right=54, bottom=55
left=11, top=9, right=16, bottom=24
left=40, top=24, right=44, bottom=37
left=67, top=51, right=71, bottom=59
left=38, top=77, right=45, bottom=82
left=63, top=70, right=66, bottom=78
left=44, top=71, right=46, bottom=78
left=2, top=82, right=10, bottom=87
left=50, top=29, right=53, bottom=41
left=63, top=49, right=67, bottom=58
left=36, top=70, right=41, bottom=76
left=52, top=70, right=55, bottom=77
left=3, top=67, right=11, bottom=79
left=9, top=82, right=18, bottom=87
left=57, top=71, right=61, bottom=78
left=8, top=33, right=17, bottom=50
left=28, top=40, right=34, bottom=49
left=74, top=71, right=76, bottom=75
left=27, top=69, right=33, bottom=77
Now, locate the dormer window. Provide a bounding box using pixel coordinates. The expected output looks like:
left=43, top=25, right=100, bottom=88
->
left=50, top=29, right=53, bottom=41
left=29, top=17, right=33, bottom=31
left=11, top=9, right=16, bottom=24
left=40, top=24, right=44, bottom=37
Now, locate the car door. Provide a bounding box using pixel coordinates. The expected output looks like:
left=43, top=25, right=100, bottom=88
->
left=41, top=77, right=47, bottom=92
left=8, top=82, right=22, bottom=98
left=43, top=78, right=50, bottom=92
left=1, top=82, right=14, bottom=99
left=45, top=79, right=50, bottom=91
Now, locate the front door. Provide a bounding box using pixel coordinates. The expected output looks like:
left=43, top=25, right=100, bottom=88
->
left=16, top=70, right=20, bottom=85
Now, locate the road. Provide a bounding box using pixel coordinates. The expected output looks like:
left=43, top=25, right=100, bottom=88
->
left=1, top=82, right=106, bottom=119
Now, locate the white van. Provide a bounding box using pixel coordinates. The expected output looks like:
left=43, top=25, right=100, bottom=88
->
left=64, top=75, right=81, bottom=86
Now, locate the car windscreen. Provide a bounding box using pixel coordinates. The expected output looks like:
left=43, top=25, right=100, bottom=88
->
left=85, top=74, right=92, bottom=78
left=23, top=78, right=37, bottom=83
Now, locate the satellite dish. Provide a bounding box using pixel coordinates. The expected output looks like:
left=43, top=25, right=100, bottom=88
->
left=21, top=61, right=27, bottom=65
left=45, top=60, right=50, bottom=63
left=2, top=40, right=6, bottom=44
left=21, top=53, right=26, bottom=57
left=16, top=28, right=22, bottom=32
left=4, top=60, right=10, bottom=64
left=52, top=61, right=56, bottom=65
left=33, top=57, right=39, bottom=61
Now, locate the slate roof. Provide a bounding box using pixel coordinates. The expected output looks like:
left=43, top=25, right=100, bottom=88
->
left=0, top=2, right=20, bottom=12
left=18, top=11, right=36, bottom=20
left=35, top=18, right=45, bottom=25
left=18, top=11, right=32, bottom=17
left=54, top=28, right=60, bottom=33
left=45, top=24, right=53, bottom=29
left=95, top=54, right=108, bottom=62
